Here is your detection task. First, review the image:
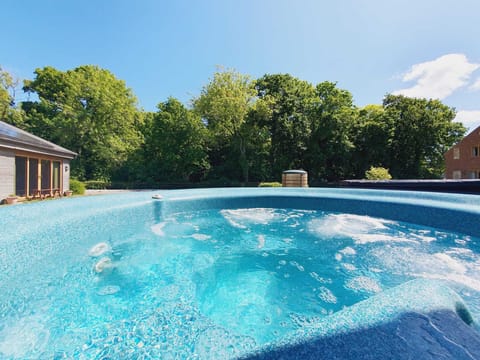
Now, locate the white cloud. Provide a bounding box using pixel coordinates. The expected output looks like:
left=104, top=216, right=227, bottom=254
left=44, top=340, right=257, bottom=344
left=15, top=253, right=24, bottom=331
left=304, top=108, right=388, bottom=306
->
left=470, top=77, right=480, bottom=91
left=454, top=110, right=480, bottom=133
left=393, top=54, right=480, bottom=100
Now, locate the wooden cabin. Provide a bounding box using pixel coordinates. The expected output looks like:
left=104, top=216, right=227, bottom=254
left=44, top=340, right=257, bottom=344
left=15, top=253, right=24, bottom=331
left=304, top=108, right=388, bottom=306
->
left=0, top=121, right=77, bottom=201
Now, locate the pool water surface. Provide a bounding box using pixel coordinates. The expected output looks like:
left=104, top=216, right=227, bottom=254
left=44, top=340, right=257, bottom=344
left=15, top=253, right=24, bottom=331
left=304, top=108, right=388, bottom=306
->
left=1, top=197, right=479, bottom=359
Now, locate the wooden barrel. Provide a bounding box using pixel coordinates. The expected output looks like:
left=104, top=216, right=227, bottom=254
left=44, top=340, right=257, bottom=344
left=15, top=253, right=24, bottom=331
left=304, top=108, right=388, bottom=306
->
left=282, top=170, right=308, bottom=187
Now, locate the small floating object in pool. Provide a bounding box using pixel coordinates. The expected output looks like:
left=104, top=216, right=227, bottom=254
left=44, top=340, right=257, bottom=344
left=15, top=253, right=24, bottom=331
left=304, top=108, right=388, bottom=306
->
left=152, top=194, right=163, bottom=200
left=94, top=257, right=114, bottom=274
left=88, top=242, right=111, bottom=257
left=97, top=285, right=120, bottom=296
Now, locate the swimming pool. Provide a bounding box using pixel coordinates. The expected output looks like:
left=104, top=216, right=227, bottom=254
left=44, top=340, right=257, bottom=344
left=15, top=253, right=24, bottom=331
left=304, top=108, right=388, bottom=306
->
left=1, top=188, right=480, bottom=359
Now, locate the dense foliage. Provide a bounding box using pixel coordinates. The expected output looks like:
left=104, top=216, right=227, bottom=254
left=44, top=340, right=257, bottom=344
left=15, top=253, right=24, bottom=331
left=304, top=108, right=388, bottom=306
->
left=364, top=167, right=392, bottom=180
left=140, top=98, right=210, bottom=182
left=69, top=179, right=86, bottom=195
left=20, top=66, right=142, bottom=180
left=0, top=65, right=466, bottom=185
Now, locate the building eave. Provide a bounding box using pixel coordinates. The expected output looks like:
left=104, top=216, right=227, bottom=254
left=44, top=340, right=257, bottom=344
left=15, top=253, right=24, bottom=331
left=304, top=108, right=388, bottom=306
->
left=0, top=120, right=77, bottom=159
left=0, top=140, right=76, bottom=159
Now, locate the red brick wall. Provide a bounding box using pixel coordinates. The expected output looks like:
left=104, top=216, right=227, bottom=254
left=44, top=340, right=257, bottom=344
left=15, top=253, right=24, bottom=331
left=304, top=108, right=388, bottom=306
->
left=445, top=126, right=480, bottom=178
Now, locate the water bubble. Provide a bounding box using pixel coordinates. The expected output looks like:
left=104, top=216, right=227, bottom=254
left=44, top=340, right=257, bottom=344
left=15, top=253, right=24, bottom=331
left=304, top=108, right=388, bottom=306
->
left=289, top=261, right=304, bottom=272
left=309, top=272, right=332, bottom=284
left=97, top=285, right=120, bottom=296
left=88, top=242, right=111, bottom=257
left=342, top=263, right=356, bottom=271
left=339, top=246, right=356, bottom=256
left=317, top=286, right=337, bottom=304
left=151, top=222, right=166, bottom=236
left=345, top=276, right=381, bottom=293
left=191, top=233, right=211, bottom=241
left=257, top=235, right=265, bottom=249
left=94, top=257, right=114, bottom=274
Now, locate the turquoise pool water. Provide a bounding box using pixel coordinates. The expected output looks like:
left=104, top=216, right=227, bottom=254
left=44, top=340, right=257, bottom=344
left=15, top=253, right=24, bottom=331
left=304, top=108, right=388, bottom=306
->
left=1, top=189, right=480, bottom=358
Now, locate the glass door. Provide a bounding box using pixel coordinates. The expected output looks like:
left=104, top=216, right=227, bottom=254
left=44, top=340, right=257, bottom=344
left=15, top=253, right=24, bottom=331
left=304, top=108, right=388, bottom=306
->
left=15, top=156, right=27, bottom=196
left=41, top=160, right=51, bottom=193
left=52, top=161, right=61, bottom=191
left=29, top=158, right=38, bottom=196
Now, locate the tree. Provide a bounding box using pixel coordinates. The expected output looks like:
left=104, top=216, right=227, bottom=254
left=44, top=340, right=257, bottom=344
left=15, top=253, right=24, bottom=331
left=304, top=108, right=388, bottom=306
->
left=255, top=74, right=316, bottom=178
left=305, top=82, right=357, bottom=181
left=351, top=104, right=393, bottom=178
left=0, top=66, right=23, bottom=125
left=383, top=95, right=465, bottom=178
left=21, top=65, right=142, bottom=180
left=142, top=97, right=209, bottom=182
left=0, top=66, right=15, bottom=119
left=193, top=68, right=256, bottom=183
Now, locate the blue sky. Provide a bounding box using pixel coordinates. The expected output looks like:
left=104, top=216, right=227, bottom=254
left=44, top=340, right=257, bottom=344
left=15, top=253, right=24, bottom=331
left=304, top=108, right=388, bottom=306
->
left=4, top=0, right=480, bottom=129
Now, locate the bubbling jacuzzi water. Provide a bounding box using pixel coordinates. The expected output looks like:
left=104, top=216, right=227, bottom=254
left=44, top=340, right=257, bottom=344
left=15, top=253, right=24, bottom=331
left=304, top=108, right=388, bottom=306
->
left=1, top=201, right=479, bottom=359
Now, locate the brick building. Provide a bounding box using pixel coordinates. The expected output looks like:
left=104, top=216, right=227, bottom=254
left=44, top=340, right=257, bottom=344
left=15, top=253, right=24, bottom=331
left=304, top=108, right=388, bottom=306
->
left=445, top=125, right=480, bottom=179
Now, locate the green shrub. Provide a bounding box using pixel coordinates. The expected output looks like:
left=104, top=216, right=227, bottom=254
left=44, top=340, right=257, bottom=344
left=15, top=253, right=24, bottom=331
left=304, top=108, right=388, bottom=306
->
left=258, top=182, right=282, bottom=187
left=84, top=180, right=111, bottom=189
left=70, top=179, right=86, bottom=195
left=364, top=166, right=392, bottom=180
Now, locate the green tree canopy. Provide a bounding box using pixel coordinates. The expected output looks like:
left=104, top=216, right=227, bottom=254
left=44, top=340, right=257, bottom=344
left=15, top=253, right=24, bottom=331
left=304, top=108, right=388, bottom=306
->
left=193, top=68, right=257, bottom=182
left=0, top=66, right=24, bottom=125
left=255, top=74, right=316, bottom=177
left=21, top=65, right=142, bottom=180
left=306, top=81, right=357, bottom=181
left=0, top=67, right=15, bottom=119
left=351, top=104, right=393, bottom=177
left=4, top=63, right=466, bottom=185
left=141, top=97, right=209, bottom=182
left=383, top=94, right=465, bottom=178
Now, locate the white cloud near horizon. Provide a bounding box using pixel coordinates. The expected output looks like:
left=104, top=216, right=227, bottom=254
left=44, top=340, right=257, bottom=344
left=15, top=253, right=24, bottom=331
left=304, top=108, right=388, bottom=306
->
left=470, top=77, right=480, bottom=91
left=454, top=110, right=480, bottom=133
left=393, top=54, right=480, bottom=100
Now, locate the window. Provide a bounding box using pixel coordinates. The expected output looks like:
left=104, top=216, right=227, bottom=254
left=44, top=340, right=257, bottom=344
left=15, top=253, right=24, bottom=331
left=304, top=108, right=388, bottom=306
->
left=452, top=170, right=462, bottom=179
left=52, top=161, right=61, bottom=190
left=15, top=156, right=27, bottom=196
left=29, top=158, right=38, bottom=195
left=453, top=148, right=460, bottom=159
left=14, top=156, right=62, bottom=197
left=467, top=171, right=480, bottom=179
left=41, top=160, right=51, bottom=190
left=473, top=146, right=479, bottom=157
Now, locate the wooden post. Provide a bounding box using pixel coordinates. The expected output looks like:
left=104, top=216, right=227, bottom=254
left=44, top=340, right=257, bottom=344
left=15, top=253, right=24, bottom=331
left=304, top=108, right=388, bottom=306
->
left=37, top=159, right=41, bottom=194
left=26, top=157, right=30, bottom=197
